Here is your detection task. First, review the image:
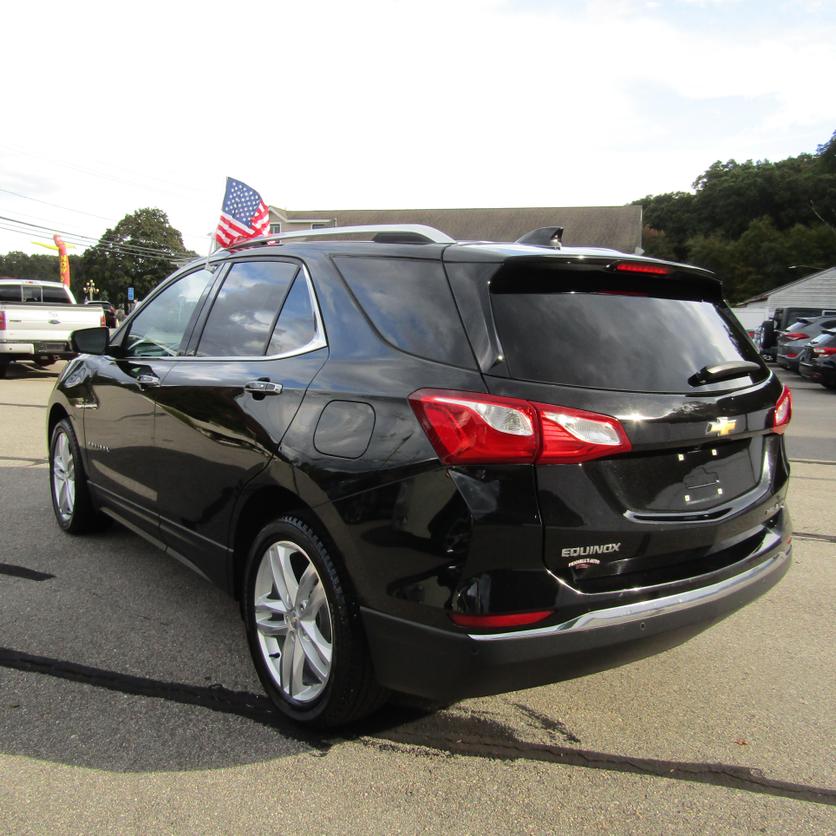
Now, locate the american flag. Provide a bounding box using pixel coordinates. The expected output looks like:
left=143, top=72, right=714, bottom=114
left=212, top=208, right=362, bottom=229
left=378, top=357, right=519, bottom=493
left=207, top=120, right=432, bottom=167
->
left=215, top=177, right=270, bottom=247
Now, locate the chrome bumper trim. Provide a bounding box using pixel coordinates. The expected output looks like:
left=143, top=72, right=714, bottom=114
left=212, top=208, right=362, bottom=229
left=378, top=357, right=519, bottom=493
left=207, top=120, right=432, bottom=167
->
left=469, top=550, right=789, bottom=642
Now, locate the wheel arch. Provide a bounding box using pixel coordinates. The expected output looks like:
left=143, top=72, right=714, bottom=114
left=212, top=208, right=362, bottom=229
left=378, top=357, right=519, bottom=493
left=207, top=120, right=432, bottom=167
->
left=47, top=403, right=71, bottom=447
left=230, top=484, right=343, bottom=603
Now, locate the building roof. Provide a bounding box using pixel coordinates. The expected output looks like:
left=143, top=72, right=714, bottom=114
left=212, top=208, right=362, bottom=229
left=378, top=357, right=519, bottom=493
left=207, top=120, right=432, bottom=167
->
left=739, top=266, right=836, bottom=306
left=269, top=205, right=643, bottom=253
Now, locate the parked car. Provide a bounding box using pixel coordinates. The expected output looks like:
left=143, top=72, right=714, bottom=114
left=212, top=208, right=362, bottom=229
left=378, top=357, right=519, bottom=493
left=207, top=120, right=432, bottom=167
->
left=0, top=279, right=105, bottom=377
left=85, top=299, right=117, bottom=328
left=776, top=315, right=836, bottom=371
left=47, top=224, right=793, bottom=727
left=798, top=330, right=836, bottom=389
left=755, top=319, right=778, bottom=361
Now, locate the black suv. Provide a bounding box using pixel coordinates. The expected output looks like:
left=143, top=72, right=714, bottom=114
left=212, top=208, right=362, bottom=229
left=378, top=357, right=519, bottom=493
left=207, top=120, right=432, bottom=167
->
left=47, top=224, right=793, bottom=727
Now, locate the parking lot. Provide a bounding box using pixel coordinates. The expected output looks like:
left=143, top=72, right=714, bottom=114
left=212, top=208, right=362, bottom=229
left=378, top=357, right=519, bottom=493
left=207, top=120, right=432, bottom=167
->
left=0, top=363, right=833, bottom=833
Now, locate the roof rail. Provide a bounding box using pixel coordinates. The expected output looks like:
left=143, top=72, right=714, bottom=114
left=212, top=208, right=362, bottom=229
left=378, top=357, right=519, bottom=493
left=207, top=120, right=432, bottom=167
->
left=227, top=224, right=455, bottom=250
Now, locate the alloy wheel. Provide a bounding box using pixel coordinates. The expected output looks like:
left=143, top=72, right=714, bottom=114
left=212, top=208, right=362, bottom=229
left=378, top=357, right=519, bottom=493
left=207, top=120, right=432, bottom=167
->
left=253, top=540, right=333, bottom=703
left=52, top=430, right=76, bottom=523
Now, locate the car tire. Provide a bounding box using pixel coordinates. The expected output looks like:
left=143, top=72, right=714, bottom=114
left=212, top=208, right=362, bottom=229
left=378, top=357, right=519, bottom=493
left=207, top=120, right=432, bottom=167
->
left=0, top=360, right=9, bottom=379
left=49, top=418, right=108, bottom=533
left=34, top=356, right=56, bottom=368
left=243, top=516, right=387, bottom=727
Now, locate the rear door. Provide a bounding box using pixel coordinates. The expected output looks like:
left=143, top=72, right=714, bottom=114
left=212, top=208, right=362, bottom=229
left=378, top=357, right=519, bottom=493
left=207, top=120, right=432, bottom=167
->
left=448, top=256, right=787, bottom=593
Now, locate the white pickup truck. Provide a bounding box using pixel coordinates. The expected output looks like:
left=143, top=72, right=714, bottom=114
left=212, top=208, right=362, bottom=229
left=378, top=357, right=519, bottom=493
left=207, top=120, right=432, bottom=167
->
left=0, top=279, right=105, bottom=377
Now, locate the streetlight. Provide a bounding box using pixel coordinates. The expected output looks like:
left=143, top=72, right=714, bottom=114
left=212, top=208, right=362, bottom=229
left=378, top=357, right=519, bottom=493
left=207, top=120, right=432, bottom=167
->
left=83, top=280, right=98, bottom=301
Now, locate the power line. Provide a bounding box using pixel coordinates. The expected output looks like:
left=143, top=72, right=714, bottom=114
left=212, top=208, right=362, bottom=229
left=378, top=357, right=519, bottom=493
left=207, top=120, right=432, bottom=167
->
left=0, top=215, right=182, bottom=255
left=0, top=223, right=183, bottom=262
left=0, top=187, right=118, bottom=222
left=0, top=216, right=194, bottom=261
left=0, top=184, right=210, bottom=238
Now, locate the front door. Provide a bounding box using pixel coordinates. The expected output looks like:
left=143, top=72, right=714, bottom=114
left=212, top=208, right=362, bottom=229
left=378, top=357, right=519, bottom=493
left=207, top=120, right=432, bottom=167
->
left=82, top=267, right=216, bottom=535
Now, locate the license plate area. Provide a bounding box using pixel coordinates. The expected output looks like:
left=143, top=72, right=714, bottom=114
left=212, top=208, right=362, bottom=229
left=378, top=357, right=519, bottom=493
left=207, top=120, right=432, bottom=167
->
left=601, top=439, right=759, bottom=513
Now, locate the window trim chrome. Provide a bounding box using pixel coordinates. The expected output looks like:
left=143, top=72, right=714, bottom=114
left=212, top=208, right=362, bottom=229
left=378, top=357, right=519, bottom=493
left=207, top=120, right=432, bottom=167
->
left=121, top=262, right=327, bottom=363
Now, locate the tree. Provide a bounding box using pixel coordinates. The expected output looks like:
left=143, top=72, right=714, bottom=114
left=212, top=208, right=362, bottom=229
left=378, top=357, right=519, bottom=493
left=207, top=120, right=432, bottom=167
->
left=81, top=208, right=195, bottom=303
left=0, top=251, right=61, bottom=281
left=817, top=130, right=836, bottom=174
left=633, top=130, right=836, bottom=300
left=632, top=191, right=695, bottom=261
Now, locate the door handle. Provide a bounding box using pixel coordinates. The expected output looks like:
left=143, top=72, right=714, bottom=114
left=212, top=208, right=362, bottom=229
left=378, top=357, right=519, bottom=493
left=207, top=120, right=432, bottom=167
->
left=244, top=380, right=283, bottom=395
left=137, top=374, right=160, bottom=387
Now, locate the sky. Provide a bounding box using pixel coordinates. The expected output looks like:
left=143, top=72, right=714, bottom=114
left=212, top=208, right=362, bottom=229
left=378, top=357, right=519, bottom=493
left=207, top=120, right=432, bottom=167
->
left=1, top=0, right=834, bottom=258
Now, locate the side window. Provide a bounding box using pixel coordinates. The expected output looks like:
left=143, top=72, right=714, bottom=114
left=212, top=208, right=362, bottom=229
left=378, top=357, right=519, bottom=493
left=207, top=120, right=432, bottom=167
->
left=267, top=273, right=317, bottom=355
left=125, top=269, right=214, bottom=357
left=0, top=285, right=21, bottom=302
left=333, top=256, right=476, bottom=368
left=196, top=260, right=298, bottom=357
left=22, top=285, right=42, bottom=302
left=43, top=286, right=71, bottom=303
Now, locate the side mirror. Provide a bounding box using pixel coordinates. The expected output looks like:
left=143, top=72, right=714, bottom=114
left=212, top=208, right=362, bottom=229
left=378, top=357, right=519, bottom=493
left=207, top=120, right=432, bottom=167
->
left=71, top=326, right=110, bottom=355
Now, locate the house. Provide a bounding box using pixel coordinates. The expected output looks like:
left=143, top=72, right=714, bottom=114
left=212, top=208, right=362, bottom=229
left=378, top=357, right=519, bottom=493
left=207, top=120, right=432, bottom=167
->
left=267, top=205, right=643, bottom=253
left=736, top=266, right=836, bottom=316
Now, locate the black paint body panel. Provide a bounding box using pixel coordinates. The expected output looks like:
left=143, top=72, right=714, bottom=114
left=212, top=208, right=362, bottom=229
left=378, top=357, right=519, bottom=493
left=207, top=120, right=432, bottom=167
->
left=47, top=239, right=792, bottom=702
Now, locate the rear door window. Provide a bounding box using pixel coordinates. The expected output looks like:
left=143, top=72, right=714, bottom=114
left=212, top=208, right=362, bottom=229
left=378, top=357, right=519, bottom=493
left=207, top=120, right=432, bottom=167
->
left=0, top=285, right=21, bottom=301
left=490, top=267, right=766, bottom=393
left=196, top=260, right=298, bottom=357
left=267, top=272, right=317, bottom=355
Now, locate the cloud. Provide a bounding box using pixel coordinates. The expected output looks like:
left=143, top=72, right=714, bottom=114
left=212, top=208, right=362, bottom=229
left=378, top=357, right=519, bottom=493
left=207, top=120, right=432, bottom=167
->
left=0, top=0, right=833, bottom=256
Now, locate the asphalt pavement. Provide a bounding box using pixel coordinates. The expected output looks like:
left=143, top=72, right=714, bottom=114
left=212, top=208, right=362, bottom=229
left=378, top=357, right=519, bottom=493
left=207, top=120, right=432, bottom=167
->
left=0, top=362, right=834, bottom=834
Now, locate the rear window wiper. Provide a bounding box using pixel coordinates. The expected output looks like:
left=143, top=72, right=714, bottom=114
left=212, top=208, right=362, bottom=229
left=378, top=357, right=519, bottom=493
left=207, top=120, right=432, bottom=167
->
left=688, top=361, right=761, bottom=387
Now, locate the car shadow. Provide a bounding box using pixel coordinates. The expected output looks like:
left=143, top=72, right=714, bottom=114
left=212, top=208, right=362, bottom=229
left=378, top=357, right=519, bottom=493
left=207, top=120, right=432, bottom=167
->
left=0, top=465, right=469, bottom=772
left=0, top=361, right=64, bottom=380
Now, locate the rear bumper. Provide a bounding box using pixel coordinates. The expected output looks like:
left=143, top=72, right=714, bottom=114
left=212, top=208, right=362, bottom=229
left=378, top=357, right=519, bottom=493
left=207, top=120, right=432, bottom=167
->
left=0, top=341, right=72, bottom=358
left=362, top=544, right=791, bottom=701
left=0, top=342, right=35, bottom=354
left=776, top=350, right=800, bottom=369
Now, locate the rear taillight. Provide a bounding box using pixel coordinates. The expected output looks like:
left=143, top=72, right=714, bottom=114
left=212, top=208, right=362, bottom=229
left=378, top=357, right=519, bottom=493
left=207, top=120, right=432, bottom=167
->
left=100, top=314, right=106, bottom=326
left=408, top=390, right=537, bottom=464
left=449, top=610, right=553, bottom=629
left=535, top=403, right=632, bottom=464
left=783, top=332, right=808, bottom=341
left=786, top=351, right=799, bottom=358
left=409, top=389, right=631, bottom=465
left=813, top=346, right=836, bottom=356
left=771, top=386, right=792, bottom=433
left=0, top=311, right=5, bottom=331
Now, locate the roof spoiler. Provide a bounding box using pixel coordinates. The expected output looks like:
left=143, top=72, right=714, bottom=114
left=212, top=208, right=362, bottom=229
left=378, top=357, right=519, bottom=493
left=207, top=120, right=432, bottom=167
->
left=515, top=226, right=564, bottom=249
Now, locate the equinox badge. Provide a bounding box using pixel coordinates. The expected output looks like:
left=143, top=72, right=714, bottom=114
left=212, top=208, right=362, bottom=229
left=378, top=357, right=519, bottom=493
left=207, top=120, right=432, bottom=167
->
left=707, top=417, right=737, bottom=437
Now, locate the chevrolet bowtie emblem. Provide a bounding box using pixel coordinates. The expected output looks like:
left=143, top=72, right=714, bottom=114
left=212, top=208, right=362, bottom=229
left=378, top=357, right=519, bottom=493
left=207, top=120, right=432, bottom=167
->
left=707, top=417, right=737, bottom=436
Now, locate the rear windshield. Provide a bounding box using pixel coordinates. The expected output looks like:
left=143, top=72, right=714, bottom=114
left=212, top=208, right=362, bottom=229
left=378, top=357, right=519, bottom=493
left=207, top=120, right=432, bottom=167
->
left=490, top=269, right=766, bottom=393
